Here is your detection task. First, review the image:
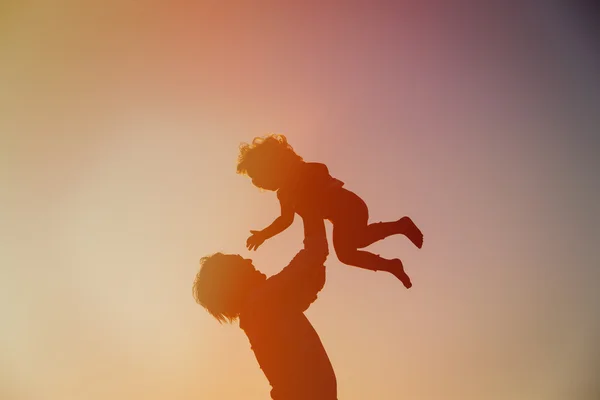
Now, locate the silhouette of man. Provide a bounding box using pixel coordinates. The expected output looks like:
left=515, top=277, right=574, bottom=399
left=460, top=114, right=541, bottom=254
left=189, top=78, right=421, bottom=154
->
left=193, top=213, right=337, bottom=400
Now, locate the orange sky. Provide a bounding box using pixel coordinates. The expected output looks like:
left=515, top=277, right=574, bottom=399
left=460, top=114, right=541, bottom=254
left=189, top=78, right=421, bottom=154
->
left=2, top=2, right=599, bottom=399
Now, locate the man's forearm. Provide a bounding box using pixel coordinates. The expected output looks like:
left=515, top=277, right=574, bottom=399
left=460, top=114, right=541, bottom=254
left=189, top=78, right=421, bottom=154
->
left=301, top=216, right=328, bottom=265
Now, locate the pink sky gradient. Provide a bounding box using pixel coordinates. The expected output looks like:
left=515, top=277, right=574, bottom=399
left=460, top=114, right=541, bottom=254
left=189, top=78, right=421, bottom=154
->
left=2, top=2, right=599, bottom=399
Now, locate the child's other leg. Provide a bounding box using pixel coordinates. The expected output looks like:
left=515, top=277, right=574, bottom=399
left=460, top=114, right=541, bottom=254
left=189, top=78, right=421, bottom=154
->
left=358, top=217, right=423, bottom=249
left=333, top=226, right=412, bottom=289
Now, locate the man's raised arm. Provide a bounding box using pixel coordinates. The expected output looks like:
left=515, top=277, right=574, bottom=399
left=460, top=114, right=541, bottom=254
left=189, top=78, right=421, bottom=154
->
left=261, top=213, right=329, bottom=312
left=300, top=213, right=328, bottom=266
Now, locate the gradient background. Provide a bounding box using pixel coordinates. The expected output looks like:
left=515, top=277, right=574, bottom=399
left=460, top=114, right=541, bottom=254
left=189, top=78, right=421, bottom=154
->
left=2, top=1, right=599, bottom=399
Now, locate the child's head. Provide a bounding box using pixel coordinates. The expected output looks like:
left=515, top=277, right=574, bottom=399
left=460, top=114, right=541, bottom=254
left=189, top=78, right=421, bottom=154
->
left=236, top=134, right=303, bottom=190
left=193, top=253, right=266, bottom=323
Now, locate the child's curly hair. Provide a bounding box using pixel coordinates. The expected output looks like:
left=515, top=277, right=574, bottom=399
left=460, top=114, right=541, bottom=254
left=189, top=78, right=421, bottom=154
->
left=236, top=134, right=303, bottom=176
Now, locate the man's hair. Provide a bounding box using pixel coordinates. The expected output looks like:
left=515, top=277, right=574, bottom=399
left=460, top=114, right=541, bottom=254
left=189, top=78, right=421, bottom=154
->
left=192, top=253, right=258, bottom=323
left=236, top=134, right=303, bottom=176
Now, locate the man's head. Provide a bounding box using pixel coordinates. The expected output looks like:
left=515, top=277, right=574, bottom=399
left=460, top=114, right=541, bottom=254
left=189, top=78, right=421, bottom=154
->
left=193, top=253, right=267, bottom=323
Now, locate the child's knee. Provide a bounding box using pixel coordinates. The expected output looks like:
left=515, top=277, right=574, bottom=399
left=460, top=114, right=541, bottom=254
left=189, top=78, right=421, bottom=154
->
left=334, top=247, right=358, bottom=264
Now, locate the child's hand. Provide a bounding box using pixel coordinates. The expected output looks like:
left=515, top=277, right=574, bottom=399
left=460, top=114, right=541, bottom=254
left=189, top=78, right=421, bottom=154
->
left=247, top=230, right=267, bottom=251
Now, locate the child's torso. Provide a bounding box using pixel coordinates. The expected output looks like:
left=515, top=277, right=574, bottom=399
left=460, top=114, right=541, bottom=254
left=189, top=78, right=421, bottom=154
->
left=277, top=162, right=345, bottom=220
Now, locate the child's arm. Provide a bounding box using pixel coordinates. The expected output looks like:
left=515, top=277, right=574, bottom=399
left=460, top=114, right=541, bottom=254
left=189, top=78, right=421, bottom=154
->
left=246, top=199, right=295, bottom=251
left=261, top=199, right=295, bottom=239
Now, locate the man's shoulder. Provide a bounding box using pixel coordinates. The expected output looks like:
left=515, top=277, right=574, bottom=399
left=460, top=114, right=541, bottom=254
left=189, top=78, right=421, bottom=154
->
left=240, top=278, right=282, bottom=317
left=240, top=285, right=271, bottom=326
left=241, top=259, right=325, bottom=324
left=240, top=286, right=291, bottom=334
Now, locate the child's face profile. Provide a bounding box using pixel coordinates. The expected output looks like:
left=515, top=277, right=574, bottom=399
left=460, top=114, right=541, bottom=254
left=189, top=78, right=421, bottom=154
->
left=249, top=168, right=280, bottom=191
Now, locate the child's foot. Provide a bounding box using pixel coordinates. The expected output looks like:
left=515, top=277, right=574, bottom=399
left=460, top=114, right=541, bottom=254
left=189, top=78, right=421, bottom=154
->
left=388, top=259, right=412, bottom=289
left=399, top=216, right=423, bottom=249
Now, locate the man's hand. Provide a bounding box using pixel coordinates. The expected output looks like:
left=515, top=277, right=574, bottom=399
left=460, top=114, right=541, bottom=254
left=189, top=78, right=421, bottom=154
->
left=246, top=230, right=267, bottom=251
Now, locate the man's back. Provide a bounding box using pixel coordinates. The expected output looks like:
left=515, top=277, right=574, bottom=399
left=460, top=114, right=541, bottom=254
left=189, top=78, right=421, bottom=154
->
left=240, top=291, right=337, bottom=400
left=239, top=249, right=337, bottom=400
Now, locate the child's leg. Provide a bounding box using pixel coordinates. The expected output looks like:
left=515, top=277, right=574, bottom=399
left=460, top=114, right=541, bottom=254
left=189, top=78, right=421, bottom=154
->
left=358, top=217, right=424, bottom=249
left=333, top=226, right=412, bottom=288
left=330, top=190, right=415, bottom=288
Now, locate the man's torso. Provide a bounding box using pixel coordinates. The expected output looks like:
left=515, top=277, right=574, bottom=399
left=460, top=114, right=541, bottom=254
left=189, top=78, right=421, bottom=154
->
left=239, top=284, right=337, bottom=400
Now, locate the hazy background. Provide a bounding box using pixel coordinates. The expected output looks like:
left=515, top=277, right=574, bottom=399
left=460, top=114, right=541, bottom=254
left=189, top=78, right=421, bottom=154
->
left=1, top=1, right=599, bottom=399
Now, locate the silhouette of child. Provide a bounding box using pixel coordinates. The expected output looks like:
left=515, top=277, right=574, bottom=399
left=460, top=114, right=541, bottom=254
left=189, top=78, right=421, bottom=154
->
left=237, top=134, right=423, bottom=288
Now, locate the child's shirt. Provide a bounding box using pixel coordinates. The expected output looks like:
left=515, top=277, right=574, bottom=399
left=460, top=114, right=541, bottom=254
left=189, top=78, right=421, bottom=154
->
left=277, top=162, right=344, bottom=220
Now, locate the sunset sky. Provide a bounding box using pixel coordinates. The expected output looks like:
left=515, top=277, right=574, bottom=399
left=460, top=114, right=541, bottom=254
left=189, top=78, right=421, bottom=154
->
left=2, top=1, right=599, bottom=399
